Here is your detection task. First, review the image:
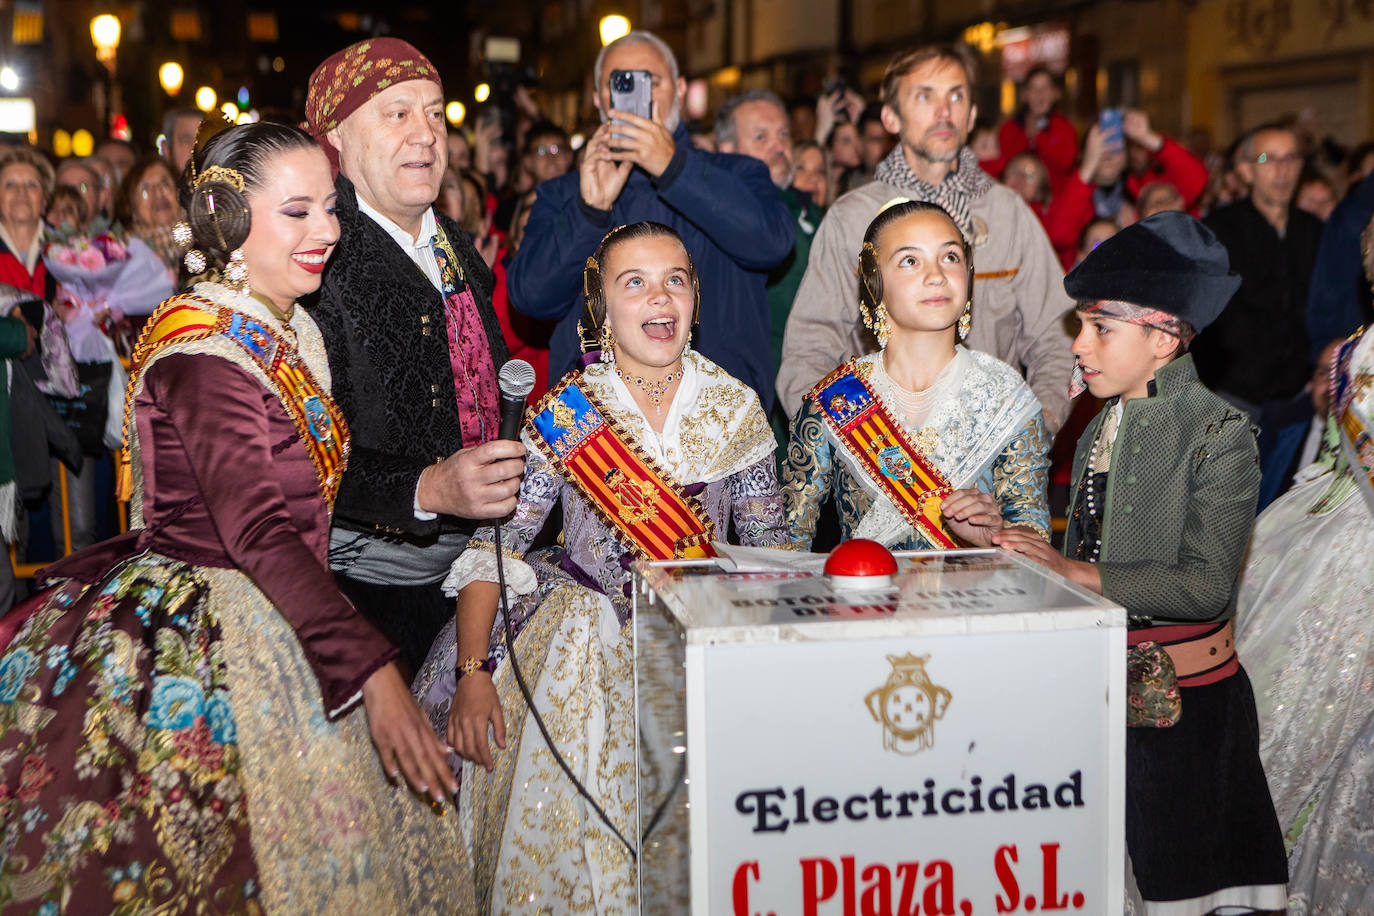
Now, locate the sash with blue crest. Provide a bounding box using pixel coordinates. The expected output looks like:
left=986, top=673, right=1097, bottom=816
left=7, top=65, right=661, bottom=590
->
left=526, top=375, right=715, bottom=561
left=811, top=361, right=956, bottom=548
left=118, top=295, right=350, bottom=509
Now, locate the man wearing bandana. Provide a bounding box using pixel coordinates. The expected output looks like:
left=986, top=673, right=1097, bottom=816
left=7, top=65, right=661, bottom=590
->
left=305, top=39, right=525, bottom=674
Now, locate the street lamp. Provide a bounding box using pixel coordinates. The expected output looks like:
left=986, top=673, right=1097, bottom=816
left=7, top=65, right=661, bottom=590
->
left=159, top=62, right=184, bottom=96
left=90, top=14, right=121, bottom=137
left=90, top=15, right=120, bottom=64
left=195, top=86, right=216, bottom=112
left=599, top=14, right=631, bottom=46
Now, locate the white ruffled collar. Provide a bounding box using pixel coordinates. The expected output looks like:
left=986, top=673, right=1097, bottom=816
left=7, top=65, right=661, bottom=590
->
left=580, top=349, right=774, bottom=483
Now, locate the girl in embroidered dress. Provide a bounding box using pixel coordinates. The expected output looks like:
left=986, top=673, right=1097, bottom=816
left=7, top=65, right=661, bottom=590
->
left=0, top=123, right=473, bottom=915
left=783, top=199, right=1050, bottom=550
left=414, top=221, right=787, bottom=912
left=1237, top=219, right=1374, bottom=912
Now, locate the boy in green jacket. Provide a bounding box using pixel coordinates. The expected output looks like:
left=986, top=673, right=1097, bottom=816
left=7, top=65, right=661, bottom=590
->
left=998, top=212, right=1288, bottom=912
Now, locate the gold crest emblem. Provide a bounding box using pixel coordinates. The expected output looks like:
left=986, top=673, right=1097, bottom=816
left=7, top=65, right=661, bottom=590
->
left=603, top=467, right=660, bottom=523
left=551, top=400, right=576, bottom=430
left=865, top=653, right=951, bottom=755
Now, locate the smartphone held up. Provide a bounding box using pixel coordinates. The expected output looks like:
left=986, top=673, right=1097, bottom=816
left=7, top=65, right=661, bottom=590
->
left=609, top=68, right=653, bottom=152
left=1098, top=108, right=1125, bottom=153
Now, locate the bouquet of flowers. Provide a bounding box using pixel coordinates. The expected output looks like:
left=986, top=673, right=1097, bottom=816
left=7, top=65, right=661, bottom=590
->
left=44, top=225, right=174, bottom=363
left=43, top=225, right=175, bottom=451
left=47, top=229, right=129, bottom=272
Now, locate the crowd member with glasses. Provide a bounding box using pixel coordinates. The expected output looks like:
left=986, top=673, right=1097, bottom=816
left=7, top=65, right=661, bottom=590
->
left=114, top=157, right=186, bottom=281
left=1193, top=122, right=1323, bottom=508
left=85, top=156, right=118, bottom=222
left=493, top=120, right=573, bottom=233
left=507, top=29, right=793, bottom=412
left=523, top=121, right=574, bottom=187
left=54, top=158, right=105, bottom=230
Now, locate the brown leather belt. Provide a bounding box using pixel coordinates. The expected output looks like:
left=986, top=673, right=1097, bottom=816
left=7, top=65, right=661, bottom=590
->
left=1130, top=620, right=1237, bottom=685
left=1162, top=620, right=1234, bottom=678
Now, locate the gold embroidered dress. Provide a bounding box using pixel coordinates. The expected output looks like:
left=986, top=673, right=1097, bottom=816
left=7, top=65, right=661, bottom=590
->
left=1240, top=326, right=1374, bottom=911
left=413, top=349, right=786, bottom=914
left=784, top=347, right=1051, bottom=549
left=0, top=283, right=473, bottom=915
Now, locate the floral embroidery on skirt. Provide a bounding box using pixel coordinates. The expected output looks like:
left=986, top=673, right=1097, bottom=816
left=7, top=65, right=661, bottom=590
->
left=0, top=556, right=262, bottom=914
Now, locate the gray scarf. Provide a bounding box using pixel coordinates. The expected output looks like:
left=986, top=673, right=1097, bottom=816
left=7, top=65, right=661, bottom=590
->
left=872, top=146, right=993, bottom=238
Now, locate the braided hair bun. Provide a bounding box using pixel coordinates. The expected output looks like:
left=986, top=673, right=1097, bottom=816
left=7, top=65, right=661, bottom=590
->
left=186, top=179, right=250, bottom=268
left=179, top=120, right=321, bottom=280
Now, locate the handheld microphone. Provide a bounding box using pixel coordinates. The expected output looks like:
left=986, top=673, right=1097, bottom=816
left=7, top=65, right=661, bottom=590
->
left=496, top=359, right=536, bottom=441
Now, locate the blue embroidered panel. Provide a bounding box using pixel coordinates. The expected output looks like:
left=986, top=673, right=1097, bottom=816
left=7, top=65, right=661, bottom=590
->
left=225, top=313, right=278, bottom=367
left=816, top=370, right=872, bottom=426
left=303, top=395, right=334, bottom=445
left=532, top=384, right=606, bottom=459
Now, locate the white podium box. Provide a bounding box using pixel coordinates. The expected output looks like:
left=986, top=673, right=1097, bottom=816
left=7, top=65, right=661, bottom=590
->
left=632, top=548, right=1125, bottom=916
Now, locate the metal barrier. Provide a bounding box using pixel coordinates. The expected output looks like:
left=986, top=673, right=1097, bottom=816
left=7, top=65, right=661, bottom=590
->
left=8, top=450, right=130, bottom=580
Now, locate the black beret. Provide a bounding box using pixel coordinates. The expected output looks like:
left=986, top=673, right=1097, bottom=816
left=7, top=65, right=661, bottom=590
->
left=1064, top=211, right=1240, bottom=332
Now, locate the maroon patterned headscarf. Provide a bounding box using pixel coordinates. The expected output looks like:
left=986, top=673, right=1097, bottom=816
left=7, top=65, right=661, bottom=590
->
left=305, top=38, right=442, bottom=174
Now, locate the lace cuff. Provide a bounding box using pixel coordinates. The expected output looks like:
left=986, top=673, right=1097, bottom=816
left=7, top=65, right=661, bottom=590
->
left=442, top=544, right=538, bottom=599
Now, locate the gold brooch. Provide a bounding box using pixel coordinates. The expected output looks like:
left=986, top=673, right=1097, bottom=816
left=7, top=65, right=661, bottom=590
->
left=551, top=400, right=576, bottom=430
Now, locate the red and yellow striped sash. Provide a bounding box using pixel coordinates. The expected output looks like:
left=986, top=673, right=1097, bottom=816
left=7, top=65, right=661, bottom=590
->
left=117, top=296, right=349, bottom=508
left=811, top=362, right=956, bottom=548
left=528, top=376, right=715, bottom=561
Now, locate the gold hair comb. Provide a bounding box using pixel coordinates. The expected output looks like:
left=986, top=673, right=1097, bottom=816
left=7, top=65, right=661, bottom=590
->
left=195, top=165, right=245, bottom=192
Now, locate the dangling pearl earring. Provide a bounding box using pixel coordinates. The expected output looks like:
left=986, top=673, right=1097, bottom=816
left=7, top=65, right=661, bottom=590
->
left=599, top=324, right=616, bottom=364
left=874, top=303, right=891, bottom=349
left=225, top=248, right=249, bottom=292
left=183, top=247, right=207, bottom=275
left=957, top=301, right=972, bottom=341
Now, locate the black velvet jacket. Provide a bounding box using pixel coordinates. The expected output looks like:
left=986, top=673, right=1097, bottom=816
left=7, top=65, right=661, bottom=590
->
left=305, top=175, right=509, bottom=539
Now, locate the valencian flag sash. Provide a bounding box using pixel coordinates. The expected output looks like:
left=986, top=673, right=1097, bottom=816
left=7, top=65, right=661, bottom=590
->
left=117, top=296, right=350, bottom=508
left=811, top=362, right=957, bottom=548
left=527, top=375, right=716, bottom=561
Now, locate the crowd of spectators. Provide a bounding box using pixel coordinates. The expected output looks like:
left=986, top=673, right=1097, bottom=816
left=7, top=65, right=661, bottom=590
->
left=6, top=34, right=1374, bottom=613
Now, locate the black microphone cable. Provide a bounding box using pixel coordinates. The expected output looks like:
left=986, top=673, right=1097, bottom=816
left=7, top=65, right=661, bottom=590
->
left=492, top=520, right=638, bottom=859
left=486, top=357, right=638, bottom=859
left=484, top=358, right=686, bottom=864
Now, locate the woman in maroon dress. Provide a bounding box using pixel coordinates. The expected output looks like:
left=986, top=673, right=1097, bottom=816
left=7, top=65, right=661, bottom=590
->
left=0, top=123, right=473, bottom=914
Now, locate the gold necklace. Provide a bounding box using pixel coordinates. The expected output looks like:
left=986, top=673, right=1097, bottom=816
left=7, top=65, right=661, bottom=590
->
left=615, top=365, right=684, bottom=416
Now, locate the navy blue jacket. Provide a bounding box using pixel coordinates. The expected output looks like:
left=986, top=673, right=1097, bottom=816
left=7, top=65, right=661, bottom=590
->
left=507, top=125, right=795, bottom=412
left=1307, top=171, right=1374, bottom=359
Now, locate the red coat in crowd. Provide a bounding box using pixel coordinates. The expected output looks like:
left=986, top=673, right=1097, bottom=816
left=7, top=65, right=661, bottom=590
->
left=1029, top=175, right=1098, bottom=271
left=998, top=112, right=1079, bottom=191
left=1027, top=136, right=1211, bottom=270
left=490, top=253, right=553, bottom=401
left=0, top=237, right=52, bottom=301
left=1127, top=137, right=1209, bottom=212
